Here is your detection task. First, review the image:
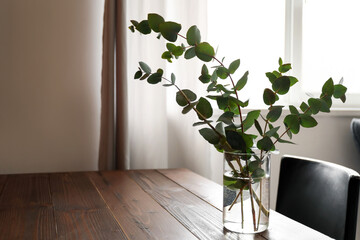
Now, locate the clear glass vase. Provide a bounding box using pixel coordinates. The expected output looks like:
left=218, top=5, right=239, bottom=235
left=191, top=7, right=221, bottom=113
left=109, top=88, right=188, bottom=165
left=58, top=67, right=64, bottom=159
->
left=223, top=150, right=271, bottom=233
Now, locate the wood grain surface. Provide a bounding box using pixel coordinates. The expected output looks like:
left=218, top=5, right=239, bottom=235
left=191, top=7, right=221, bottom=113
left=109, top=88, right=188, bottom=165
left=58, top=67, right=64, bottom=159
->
left=0, top=169, right=334, bottom=240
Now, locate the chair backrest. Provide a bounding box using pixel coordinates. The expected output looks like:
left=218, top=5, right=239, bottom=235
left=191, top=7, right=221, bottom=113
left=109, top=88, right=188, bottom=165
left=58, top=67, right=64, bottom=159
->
left=351, top=118, right=360, bottom=151
left=276, top=155, right=360, bottom=240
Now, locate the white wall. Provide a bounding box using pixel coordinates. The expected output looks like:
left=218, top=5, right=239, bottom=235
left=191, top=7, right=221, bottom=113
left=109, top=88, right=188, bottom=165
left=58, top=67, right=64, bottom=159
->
left=0, top=0, right=104, bottom=174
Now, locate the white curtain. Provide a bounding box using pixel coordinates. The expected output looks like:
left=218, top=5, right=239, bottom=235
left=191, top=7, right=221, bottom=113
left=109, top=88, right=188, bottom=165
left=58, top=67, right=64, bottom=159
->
left=126, top=0, right=223, bottom=182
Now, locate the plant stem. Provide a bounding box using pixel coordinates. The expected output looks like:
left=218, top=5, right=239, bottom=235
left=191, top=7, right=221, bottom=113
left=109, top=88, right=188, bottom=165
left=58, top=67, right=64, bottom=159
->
left=248, top=182, right=257, bottom=231
left=228, top=185, right=245, bottom=211
left=256, top=180, right=263, bottom=230
left=212, top=56, right=244, bottom=132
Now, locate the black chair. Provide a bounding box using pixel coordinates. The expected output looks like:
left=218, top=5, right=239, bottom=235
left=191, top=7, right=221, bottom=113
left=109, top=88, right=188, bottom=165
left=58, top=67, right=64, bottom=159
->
left=276, top=155, right=360, bottom=240
left=351, top=118, right=360, bottom=151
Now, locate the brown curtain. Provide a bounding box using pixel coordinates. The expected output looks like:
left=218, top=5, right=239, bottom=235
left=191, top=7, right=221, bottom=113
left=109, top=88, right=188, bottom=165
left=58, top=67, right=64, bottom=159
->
left=98, top=0, right=128, bottom=170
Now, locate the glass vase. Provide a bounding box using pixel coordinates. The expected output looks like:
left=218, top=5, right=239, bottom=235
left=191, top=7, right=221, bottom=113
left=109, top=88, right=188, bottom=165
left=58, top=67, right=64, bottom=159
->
left=223, top=150, right=271, bottom=233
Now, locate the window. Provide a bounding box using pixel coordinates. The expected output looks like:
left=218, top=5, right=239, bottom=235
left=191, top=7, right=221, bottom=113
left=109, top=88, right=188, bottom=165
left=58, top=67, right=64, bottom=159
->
left=207, top=0, right=360, bottom=109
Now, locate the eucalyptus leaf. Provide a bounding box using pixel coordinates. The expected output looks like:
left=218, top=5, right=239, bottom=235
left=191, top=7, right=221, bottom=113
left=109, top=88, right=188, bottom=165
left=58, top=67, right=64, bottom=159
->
left=263, top=88, right=276, bottom=105
left=289, top=105, right=299, bottom=115
left=186, top=25, right=201, bottom=46
left=254, top=119, right=263, bottom=136
left=235, top=71, right=248, bottom=91
left=300, top=102, right=310, bottom=114
left=308, top=98, right=322, bottom=115
left=136, top=20, right=151, bottom=34
left=196, top=97, right=213, bottom=119
left=284, top=114, right=300, bottom=134
left=300, top=114, right=318, bottom=128
left=322, top=78, right=334, bottom=96
left=134, top=70, right=142, bottom=79
left=159, top=21, right=181, bottom=42
left=199, top=128, right=220, bottom=144
left=333, top=84, right=347, bottom=98
left=243, top=110, right=261, bottom=131
left=278, top=63, right=292, bottom=73
left=139, top=62, right=151, bottom=74
left=182, top=101, right=198, bottom=114
left=257, top=136, right=274, bottom=151
left=216, top=67, right=229, bottom=79
left=265, top=126, right=280, bottom=137
left=217, top=112, right=234, bottom=125
left=272, top=76, right=290, bottom=95
left=184, top=47, right=196, bottom=59
left=171, top=73, right=176, bottom=84
left=265, top=72, right=277, bottom=84
left=195, top=42, right=215, bottom=62
left=228, top=59, right=240, bottom=74
left=266, top=106, right=283, bottom=122
left=176, top=89, right=197, bottom=106
left=148, top=13, right=165, bottom=32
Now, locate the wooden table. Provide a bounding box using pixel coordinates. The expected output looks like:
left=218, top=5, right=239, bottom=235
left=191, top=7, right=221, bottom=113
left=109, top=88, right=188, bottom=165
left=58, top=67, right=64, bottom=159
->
left=0, top=168, right=333, bottom=240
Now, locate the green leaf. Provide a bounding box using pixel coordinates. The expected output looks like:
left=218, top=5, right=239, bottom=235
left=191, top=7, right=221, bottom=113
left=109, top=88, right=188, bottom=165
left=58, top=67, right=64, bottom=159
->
left=195, top=42, right=215, bottom=62
left=166, top=43, right=183, bottom=56
left=186, top=25, right=201, bottom=46
left=201, top=64, right=209, bottom=75
left=171, top=73, right=176, bottom=84
left=300, top=102, right=310, bottom=113
left=235, top=71, right=248, bottom=91
left=216, top=96, right=228, bottom=110
left=254, top=119, right=263, bottom=136
left=228, top=59, right=240, bottom=74
left=277, top=138, right=295, bottom=144
left=226, top=131, right=253, bottom=151
left=199, top=128, right=220, bottom=144
left=182, top=101, right=198, bottom=114
left=263, top=88, right=276, bottom=105
left=134, top=70, right=142, bottom=79
left=147, top=69, right=163, bottom=84
left=161, top=51, right=173, bottom=62
left=216, top=67, right=229, bottom=79
left=265, top=126, right=280, bottom=137
left=139, top=62, right=151, bottom=74
left=128, top=25, right=135, bottom=32
left=279, top=63, right=292, bottom=73
left=278, top=58, right=283, bottom=66
left=136, top=20, right=151, bottom=34
left=322, top=78, right=334, bottom=96
left=130, top=20, right=139, bottom=27
left=176, top=89, right=197, bottom=107
left=193, top=121, right=212, bottom=127
left=257, top=136, right=274, bottom=151
left=184, top=47, right=196, bottom=59
left=267, top=106, right=283, bottom=122
left=300, top=114, right=318, bottom=128
left=289, top=105, right=299, bottom=115
left=289, top=76, right=299, bottom=86
left=196, top=97, right=213, bottom=119
left=248, top=161, right=261, bottom=172
left=284, top=114, right=300, bottom=134
left=308, top=98, right=322, bottom=114
left=159, top=21, right=181, bottom=42
left=252, top=168, right=265, bottom=179
left=148, top=13, right=165, bottom=32
left=272, top=76, right=290, bottom=95
left=217, top=112, right=234, bottom=125
left=199, top=74, right=211, bottom=84
left=265, top=72, right=277, bottom=84
left=319, top=99, right=330, bottom=113
left=243, top=110, right=261, bottom=131
left=333, top=84, right=347, bottom=98
left=215, top=122, right=225, bottom=136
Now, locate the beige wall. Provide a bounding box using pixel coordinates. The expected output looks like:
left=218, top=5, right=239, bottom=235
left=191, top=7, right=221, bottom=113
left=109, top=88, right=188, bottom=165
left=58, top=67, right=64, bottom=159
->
left=0, top=0, right=104, bottom=174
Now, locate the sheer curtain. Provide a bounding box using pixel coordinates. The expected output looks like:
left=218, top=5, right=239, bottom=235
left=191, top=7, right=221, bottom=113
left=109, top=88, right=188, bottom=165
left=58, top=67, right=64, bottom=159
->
left=126, top=0, right=221, bottom=181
